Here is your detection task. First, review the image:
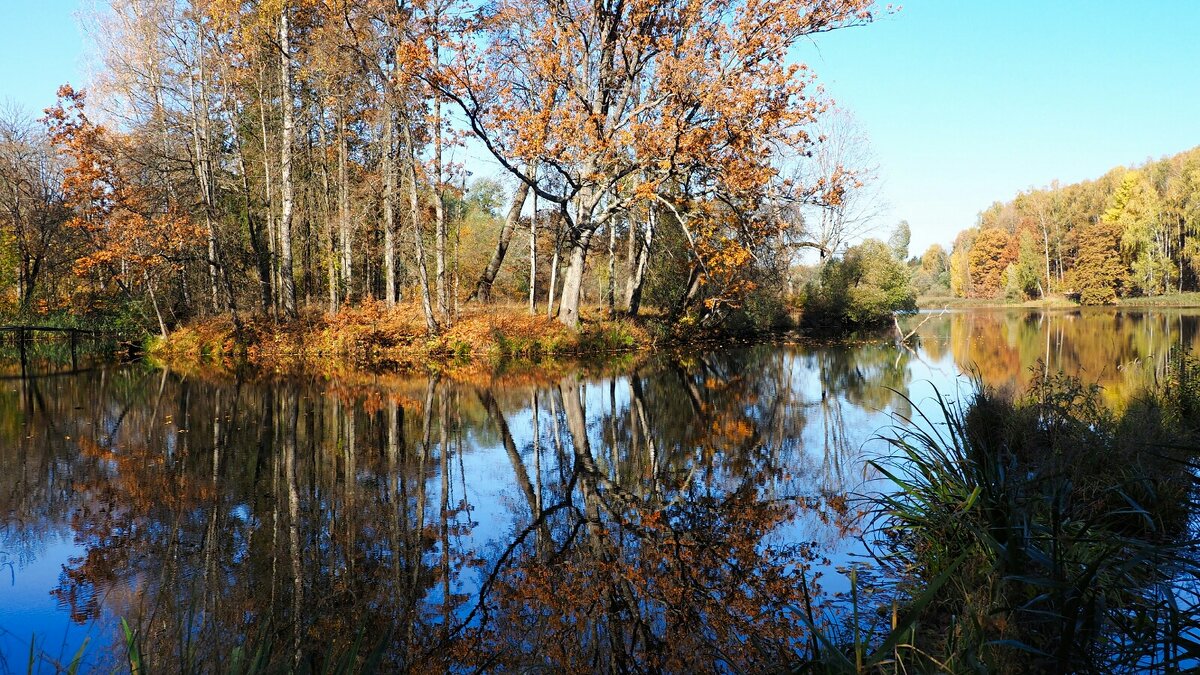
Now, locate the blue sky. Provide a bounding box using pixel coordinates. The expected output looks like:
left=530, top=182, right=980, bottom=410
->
left=806, top=1, right=1200, bottom=253
left=0, top=0, right=89, bottom=117
left=2, top=1, right=1197, bottom=253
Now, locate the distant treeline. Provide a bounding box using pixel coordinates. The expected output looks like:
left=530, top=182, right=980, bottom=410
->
left=931, top=146, right=1200, bottom=304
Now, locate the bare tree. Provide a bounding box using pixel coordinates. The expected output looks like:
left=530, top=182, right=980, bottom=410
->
left=0, top=106, right=70, bottom=310
left=779, top=109, right=885, bottom=264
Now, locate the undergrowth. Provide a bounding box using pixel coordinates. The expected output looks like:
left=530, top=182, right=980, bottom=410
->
left=149, top=301, right=655, bottom=374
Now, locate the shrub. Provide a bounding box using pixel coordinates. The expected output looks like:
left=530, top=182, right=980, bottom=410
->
left=801, top=239, right=916, bottom=335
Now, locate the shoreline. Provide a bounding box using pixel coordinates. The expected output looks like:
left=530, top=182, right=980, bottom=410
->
left=918, top=292, right=1200, bottom=310
left=19, top=298, right=1200, bottom=379
left=146, top=302, right=824, bottom=378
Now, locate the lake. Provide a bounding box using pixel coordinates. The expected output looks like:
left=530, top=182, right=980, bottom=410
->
left=1, top=308, right=1197, bottom=672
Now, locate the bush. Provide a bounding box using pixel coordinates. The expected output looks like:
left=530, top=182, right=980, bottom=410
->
left=801, top=239, right=916, bottom=335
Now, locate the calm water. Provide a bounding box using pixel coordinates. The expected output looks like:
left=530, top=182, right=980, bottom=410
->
left=1, top=308, right=1197, bottom=672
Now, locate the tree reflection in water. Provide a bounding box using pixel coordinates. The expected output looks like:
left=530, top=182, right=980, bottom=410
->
left=1, top=346, right=876, bottom=671
left=9, top=310, right=1192, bottom=670
left=911, top=307, right=1200, bottom=405
left=454, top=373, right=855, bottom=673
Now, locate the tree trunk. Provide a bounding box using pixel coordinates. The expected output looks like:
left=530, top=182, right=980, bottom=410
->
left=338, top=108, right=352, bottom=304
left=433, top=93, right=448, bottom=322
left=315, top=107, right=337, bottom=313
left=188, top=61, right=220, bottom=315
left=606, top=219, right=616, bottom=316
left=146, top=271, right=168, bottom=338
left=256, top=67, right=278, bottom=316
left=624, top=208, right=654, bottom=316
left=19, top=256, right=37, bottom=311
left=383, top=90, right=397, bottom=306
left=225, top=71, right=271, bottom=313
left=277, top=5, right=297, bottom=318
left=671, top=263, right=703, bottom=319
left=1041, top=220, right=1052, bottom=297
left=556, top=228, right=595, bottom=328
left=401, top=107, right=439, bottom=334
left=529, top=184, right=537, bottom=314
left=547, top=229, right=560, bottom=318
left=468, top=178, right=532, bottom=302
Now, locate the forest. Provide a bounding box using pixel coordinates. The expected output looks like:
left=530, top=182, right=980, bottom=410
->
left=0, top=0, right=913, bottom=350
left=933, top=146, right=1200, bottom=305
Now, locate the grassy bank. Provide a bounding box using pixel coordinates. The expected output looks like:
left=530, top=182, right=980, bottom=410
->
left=917, top=294, right=1080, bottom=310
left=147, top=301, right=778, bottom=375
left=1118, top=291, right=1200, bottom=307
left=805, top=349, right=1200, bottom=673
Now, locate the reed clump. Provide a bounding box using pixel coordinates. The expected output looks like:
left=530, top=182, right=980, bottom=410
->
left=815, top=348, right=1200, bottom=673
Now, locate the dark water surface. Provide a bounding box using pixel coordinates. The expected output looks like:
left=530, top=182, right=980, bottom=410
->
left=1, top=308, right=1197, bottom=672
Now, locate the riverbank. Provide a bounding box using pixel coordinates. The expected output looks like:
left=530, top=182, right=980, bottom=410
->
left=147, top=301, right=785, bottom=376
left=1117, top=291, right=1200, bottom=307
left=919, top=292, right=1200, bottom=310
left=917, top=294, right=1079, bottom=309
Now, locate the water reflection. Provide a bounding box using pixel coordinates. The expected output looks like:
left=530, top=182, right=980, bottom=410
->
left=2, top=309, right=1197, bottom=671
left=908, top=308, right=1200, bottom=405
left=1, top=348, right=888, bottom=672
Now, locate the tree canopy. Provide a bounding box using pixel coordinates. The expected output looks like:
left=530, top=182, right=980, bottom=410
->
left=0, top=0, right=885, bottom=335
left=945, top=147, right=1200, bottom=304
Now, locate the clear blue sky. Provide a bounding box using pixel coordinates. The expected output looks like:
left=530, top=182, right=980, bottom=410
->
left=806, top=0, right=1200, bottom=253
left=0, top=0, right=90, bottom=117
left=2, top=1, right=1197, bottom=254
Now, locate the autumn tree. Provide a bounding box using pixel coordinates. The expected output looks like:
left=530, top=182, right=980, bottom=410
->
left=912, top=243, right=949, bottom=296
left=1018, top=186, right=1065, bottom=293
left=445, top=0, right=878, bottom=327
left=6, top=0, right=898, bottom=335
left=44, top=86, right=201, bottom=335
left=1108, top=171, right=1170, bottom=295
left=948, top=227, right=976, bottom=298
left=947, top=147, right=1200, bottom=302
left=1165, top=150, right=1200, bottom=288
left=1069, top=217, right=1125, bottom=305
left=966, top=227, right=1014, bottom=298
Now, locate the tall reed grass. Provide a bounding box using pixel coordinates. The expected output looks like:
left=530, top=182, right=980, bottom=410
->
left=799, top=348, right=1200, bottom=673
